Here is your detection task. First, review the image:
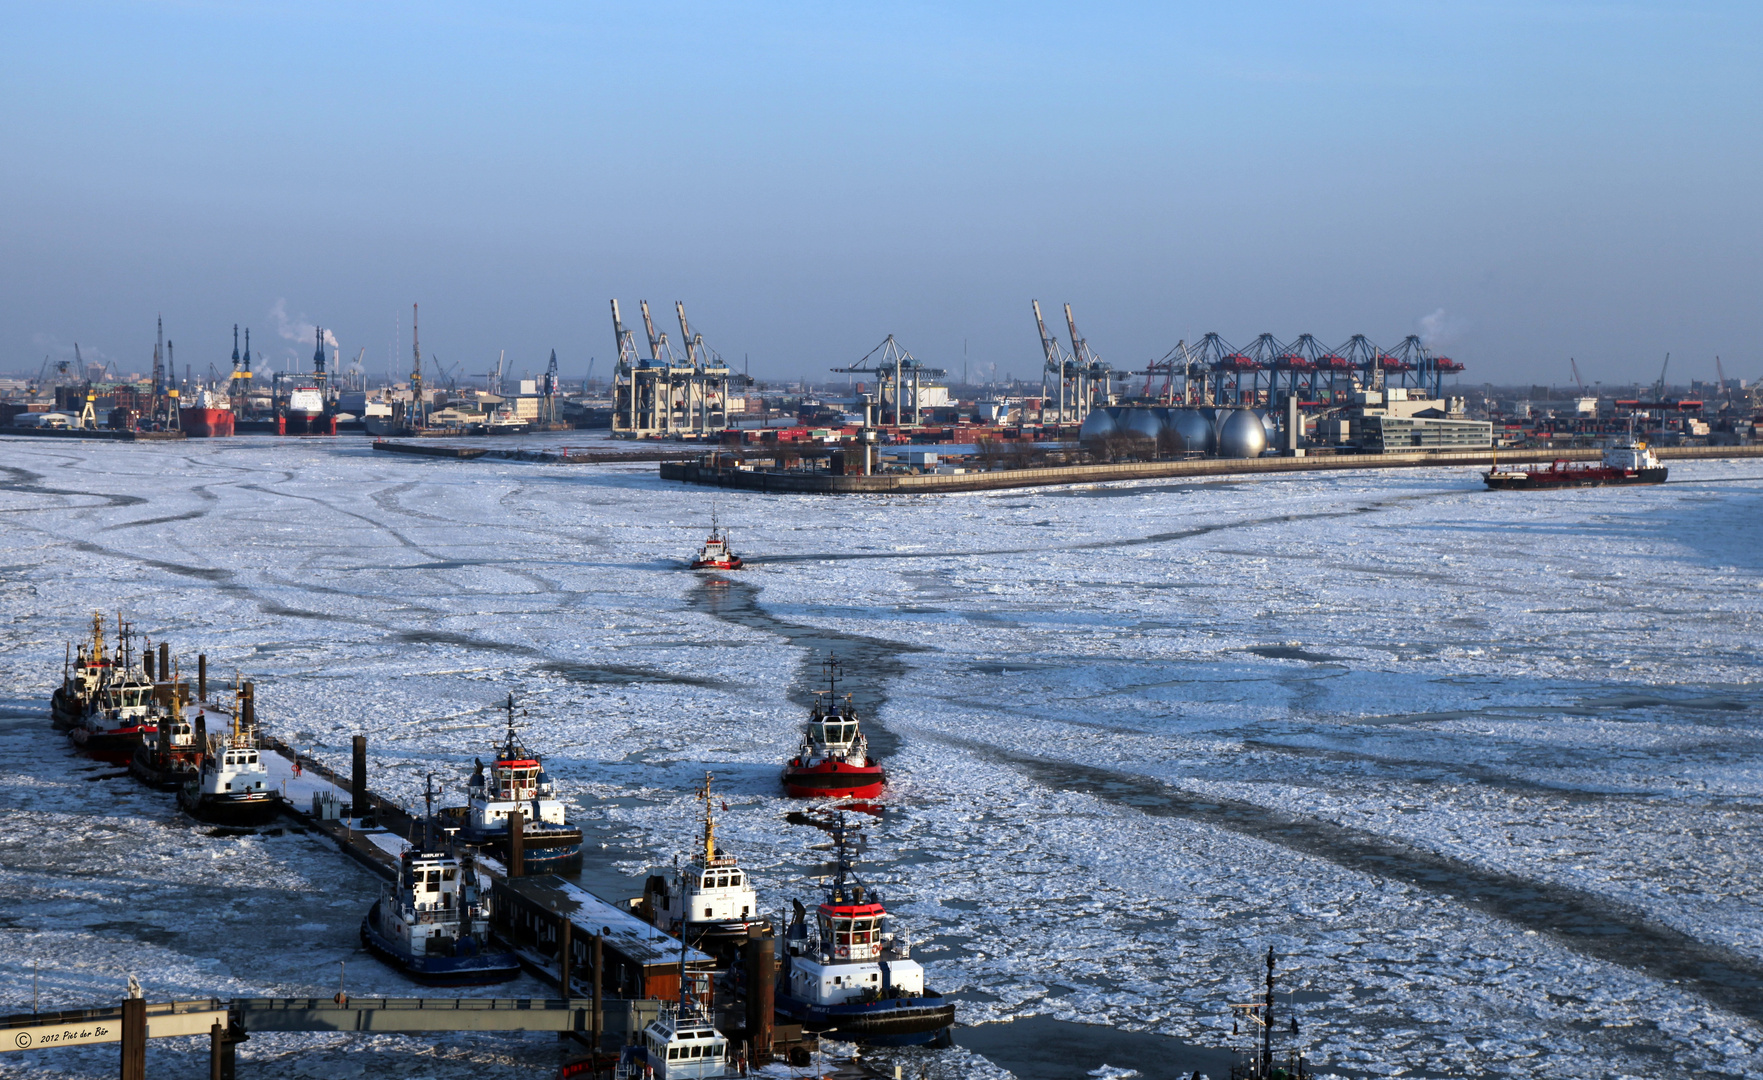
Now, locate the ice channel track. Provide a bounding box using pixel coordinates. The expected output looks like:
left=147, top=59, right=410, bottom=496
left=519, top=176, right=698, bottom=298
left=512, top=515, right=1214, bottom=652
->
left=1, top=437, right=1760, bottom=1080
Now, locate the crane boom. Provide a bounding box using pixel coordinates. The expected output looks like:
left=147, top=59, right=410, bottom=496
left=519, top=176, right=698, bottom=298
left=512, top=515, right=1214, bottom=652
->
left=1031, top=300, right=1060, bottom=369
left=639, top=301, right=662, bottom=363
left=675, top=301, right=699, bottom=368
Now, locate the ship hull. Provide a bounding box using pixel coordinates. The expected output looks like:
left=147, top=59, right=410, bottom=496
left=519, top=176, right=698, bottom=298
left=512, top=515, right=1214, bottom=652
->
left=690, top=557, right=743, bottom=570
left=50, top=687, right=86, bottom=730
left=783, top=761, right=885, bottom=799
left=280, top=410, right=336, bottom=436
left=440, top=811, right=584, bottom=871
left=177, top=407, right=235, bottom=437
left=1484, top=466, right=1667, bottom=490
left=775, top=990, right=954, bottom=1046
left=70, top=723, right=150, bottom=765
left=360, top=905, right=521, bottom=986
left=129, top=746, right=199, bottom=791
left=178, top=787, right=283, bottom=826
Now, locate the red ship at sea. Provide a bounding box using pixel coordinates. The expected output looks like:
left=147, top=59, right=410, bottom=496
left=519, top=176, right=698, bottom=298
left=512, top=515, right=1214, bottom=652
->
left=688, top=513, right=743, bottom=570
left=178, top=387, right=235, bottom=438
left=783, top=659, right=885, bottom=799
left=1484, top=440, right=1667, bottom=490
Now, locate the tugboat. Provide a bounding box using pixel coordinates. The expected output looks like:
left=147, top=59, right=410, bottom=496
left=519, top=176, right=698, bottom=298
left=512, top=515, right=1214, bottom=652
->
left=128, top=701, right=201, bottom=790
left=782, top=659, right=885, bottom=799
left=777, top=813, right=954, bottom=1046
left=628, top=997, right=732, bottom=1080
left=688, top=512, right=743, bottom=571
left=636, top=772, right=764, bottom=953
left=52, top=613, right=115, bottom=730
left=1484, top=431, right=1668, bottom=490
left=68, top=623, right=158, bottom=764
left=177, top=683, right=282, bottom=826
left=439, top=695, right=583, bottom=872
left=362, top=777, right=522, bottom=985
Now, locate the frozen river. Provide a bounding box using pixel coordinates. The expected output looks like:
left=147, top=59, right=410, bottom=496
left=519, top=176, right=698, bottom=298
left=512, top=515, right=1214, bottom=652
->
left=1, top=434, right=1759, bottom=1079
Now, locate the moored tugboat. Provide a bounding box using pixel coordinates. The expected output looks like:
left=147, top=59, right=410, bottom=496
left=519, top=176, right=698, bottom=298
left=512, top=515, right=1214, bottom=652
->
left=628, top=997, right=732, bottom=1079
left=128, top=701, right=201, bottom=790
left=777, top=814, right=954, bottom=1046
left=177, top=683, right=282, bottom=826
left=782, top=659, right=885, bottom=800
left=439, top=695, right=583, bottom=872
left=51, top=613, right=113, bottom=730
left=636, top=772, right=764, bottom=954
left=68, top=624, right=158, bottom=765
left=362, top=779, right=522, bottom=985
left=688, top=513, right=743, bottom=571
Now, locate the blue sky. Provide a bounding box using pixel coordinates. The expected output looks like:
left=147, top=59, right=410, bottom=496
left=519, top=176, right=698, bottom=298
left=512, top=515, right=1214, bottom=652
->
left=2, top=2, right=1758, bottom=386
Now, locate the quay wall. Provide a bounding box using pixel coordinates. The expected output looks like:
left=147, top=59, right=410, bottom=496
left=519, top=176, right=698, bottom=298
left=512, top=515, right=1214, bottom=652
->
left=660, top=445, right=1763, bottom=495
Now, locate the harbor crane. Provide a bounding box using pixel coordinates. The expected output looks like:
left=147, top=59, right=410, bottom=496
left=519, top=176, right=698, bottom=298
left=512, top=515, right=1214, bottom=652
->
left=831, top=335, right=944, bottom=427
left=609, top=299, right=732, bottom=436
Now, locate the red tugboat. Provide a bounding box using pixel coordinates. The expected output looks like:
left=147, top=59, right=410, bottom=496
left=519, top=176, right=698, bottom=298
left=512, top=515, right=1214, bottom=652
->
left=51, top=613, right=114, bottom=730
left=783, top=659, right=885, bottom=799
left=1484, top=439, right=1667, bottom=490
left=68, top=623, right=158, bottom=765
left=688, top=512, right=743, bottom=570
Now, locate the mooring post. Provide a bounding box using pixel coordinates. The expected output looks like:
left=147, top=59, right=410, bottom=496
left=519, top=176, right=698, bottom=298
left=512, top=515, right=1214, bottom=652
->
left=119, top=997, right=145, bottom=1080
left=143, top=646, right=155, bottom=681
left=745, top=933, right=775, bottom=1065
left=591, top=932, right=604, bottom=1051
left=559, top=915, right=572, bottom=997
left=157, top=642, right=169, bottom=685
left=508, top=808, right=525, bottom=878
left=351, top=735, right=370, bottom=824
left=209, top=1021, right=224, bottom=1080
left=198, top=653, right=207, bottom=701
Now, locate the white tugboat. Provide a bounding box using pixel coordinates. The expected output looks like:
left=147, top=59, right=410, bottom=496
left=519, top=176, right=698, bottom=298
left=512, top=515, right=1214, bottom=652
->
left=637, top=772, right=764, bottom=953
left=177, top=684, right=281, bottom=826
left=362, top=777, right=522, bottom=985
left=778, top=813, right=954, bottom=1046
left=68, top=621, right=158, bottom=764
left=629, top=998, right=731, bottom=1080
left=442, top=695, right=583, bottom=871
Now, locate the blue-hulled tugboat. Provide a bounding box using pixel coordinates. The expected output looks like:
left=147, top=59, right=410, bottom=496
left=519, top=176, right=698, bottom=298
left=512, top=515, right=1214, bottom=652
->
left=441, top=695, right=583, bottom=871
left=637, top=772, right=764, bottom=953
left=361, top=777, right=522, bottom=985
left=777, top=814, right=954, bottom=1046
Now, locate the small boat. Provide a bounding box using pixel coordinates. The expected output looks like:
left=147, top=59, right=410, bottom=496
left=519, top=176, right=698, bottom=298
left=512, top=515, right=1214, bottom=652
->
left=688, top=513, right=743, bottom=571
left=361, top=778, right=522, bottom=985
left=776, top=813, right=953, bottom=1046
left=782, top=658, right=885, bottom=800
left=177, top=685, right=282, bottom=826
left=1484, top=433, right=1667, bottom=490
left=51, top=613, right=116, bottom=730
left=438, top=695, right=583, bottom=872
left=636, top=772, right=764, bottom=953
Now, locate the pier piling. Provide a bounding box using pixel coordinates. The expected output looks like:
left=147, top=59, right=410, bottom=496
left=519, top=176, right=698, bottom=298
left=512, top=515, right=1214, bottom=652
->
left=745, top=935, right=775, bottom=1064
left=157, top=644, right=169, bottom=685
left=591, top=933, right=603, bottom=1050
left=198, top=655, right=206, bottom=701
left=119, top=998, right=145, bottom=1080
left=143, top=648, right=154, bottom=681
left=509, top=809, right=525, bottom=878
left=351, top=736, right=370, bottom=824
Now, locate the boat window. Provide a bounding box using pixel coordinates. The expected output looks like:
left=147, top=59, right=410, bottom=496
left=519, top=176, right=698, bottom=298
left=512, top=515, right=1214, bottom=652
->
left=689, top=1045, right=702, bottom=1059
left=730, top=873, right=741, bottom=886
left=699, top=874, right=712, bottom=889
left=667, top=1048, right=679, bottom=1060
left=247, top=753, right=258, bottom=764
left=443, top=868, right=457, bottom=881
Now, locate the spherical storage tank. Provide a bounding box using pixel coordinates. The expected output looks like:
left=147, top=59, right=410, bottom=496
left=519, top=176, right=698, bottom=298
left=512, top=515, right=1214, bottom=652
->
left=1078, top=407, right=1120, bottom=442
left=1164, top=408, right=1214, bottom=453
left=1217, top=409, right=1268, bottom=458
left=1116, top=407, right=1164, bottom=445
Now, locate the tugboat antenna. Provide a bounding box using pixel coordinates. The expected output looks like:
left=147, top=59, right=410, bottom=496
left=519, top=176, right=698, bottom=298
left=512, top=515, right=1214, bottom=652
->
left=700, top=771, right=717, bottom=865
left=423, top=771, right=437, bottom=852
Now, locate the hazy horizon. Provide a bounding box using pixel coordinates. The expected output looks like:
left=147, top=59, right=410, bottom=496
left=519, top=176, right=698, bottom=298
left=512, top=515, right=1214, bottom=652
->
left=4, top=3, right=1758, bottom=387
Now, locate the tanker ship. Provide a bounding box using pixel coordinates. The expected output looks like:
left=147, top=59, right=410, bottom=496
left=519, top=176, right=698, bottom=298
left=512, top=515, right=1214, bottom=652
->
left=1484, top=440, right=1667, bottom=490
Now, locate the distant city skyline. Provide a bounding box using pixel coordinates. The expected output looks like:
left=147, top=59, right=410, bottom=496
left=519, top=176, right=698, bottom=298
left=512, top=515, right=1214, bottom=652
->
left=3, top=2, right=1758, bottom=386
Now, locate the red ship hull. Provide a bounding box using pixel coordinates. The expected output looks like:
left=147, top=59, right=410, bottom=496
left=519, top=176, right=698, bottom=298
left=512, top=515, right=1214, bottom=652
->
left=783, top=759, right=885, bottom=799
left=178, top=406, right=235, bottom=437
left=1484, top=465, right=1667, bottom=490
left=691, top=556, right=744, bottom=570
